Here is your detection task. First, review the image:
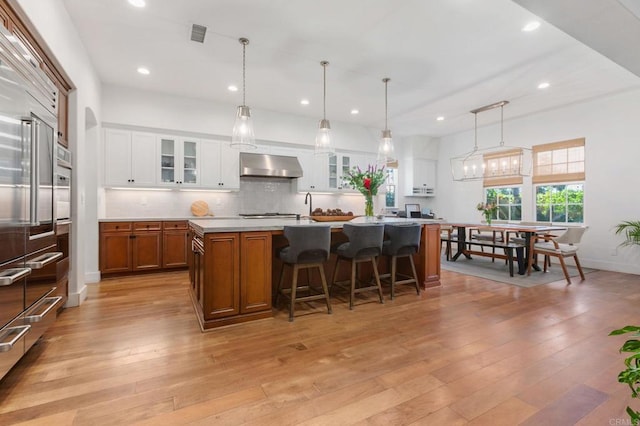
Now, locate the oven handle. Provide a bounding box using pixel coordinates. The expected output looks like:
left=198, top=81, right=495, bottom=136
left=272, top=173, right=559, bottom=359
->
left=0, top=267, right=32, bottom=286
left=0, top=325, right=31, bottom=353
left=25, top=252, right=63, bottom=269
left=24, top=296, right=63, bottom=324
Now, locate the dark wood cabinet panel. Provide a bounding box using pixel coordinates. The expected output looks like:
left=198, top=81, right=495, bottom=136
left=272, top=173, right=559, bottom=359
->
left=163, top=229, right=189, bottom=268
left=203, top=233, right=240, bottom=320
left=132, top=231, right=162, bottom=271
left=100, top=232, right=132, bottom=273
left=57, top=89, right=68, bottom=147
left=240, top=232, right=272, bottom=314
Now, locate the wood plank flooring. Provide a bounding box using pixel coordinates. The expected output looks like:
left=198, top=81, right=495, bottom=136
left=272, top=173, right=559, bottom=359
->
left=0, top=268, right=638, bottom=425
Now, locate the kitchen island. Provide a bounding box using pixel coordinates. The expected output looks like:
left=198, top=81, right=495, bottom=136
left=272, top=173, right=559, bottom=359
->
left=188, top=217, right=442, bottom=330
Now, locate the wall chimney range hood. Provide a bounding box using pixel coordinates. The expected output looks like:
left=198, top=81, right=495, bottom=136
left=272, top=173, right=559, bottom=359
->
left=239, top=152, right=303, bottom=178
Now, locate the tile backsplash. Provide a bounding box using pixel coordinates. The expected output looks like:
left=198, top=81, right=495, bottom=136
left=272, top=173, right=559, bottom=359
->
left=103, top=177, right=378, bottom=218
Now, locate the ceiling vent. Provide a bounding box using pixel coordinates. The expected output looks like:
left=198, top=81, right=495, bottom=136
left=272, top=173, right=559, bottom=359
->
left=190, top=24, right=207, bottom=43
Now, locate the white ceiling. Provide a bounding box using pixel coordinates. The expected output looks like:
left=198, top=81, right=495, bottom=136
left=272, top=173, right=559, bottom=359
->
left=60, top=0, right=640, bottom=138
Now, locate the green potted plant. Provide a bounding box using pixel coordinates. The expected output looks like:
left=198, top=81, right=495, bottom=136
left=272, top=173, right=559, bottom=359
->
left=615, top=220, right=640, bottom=246
left=609, top=326, right=640, bottom=425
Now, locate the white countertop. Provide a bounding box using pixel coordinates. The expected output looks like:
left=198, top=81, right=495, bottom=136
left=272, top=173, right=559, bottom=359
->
left=189, top=216, right=444, bottom=233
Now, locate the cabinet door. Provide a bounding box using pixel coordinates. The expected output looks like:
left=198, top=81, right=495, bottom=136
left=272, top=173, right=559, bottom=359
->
left=131, top=132, right=157, bottom=186
left=219, top=142, right=240, bottom=189
left=240, top=232, right=272, bottom=314
left=100, top=232, right=132, bottom=273
left=199, top=139, right=221, bottom=188
left=411, top=158, right=437, bottom=196
left=297, top=150, right=329, bottom=191
left=159, top=136, right=178, bottom=185
left=104, top=129, right=132, bottom=186
left=132, top=231, right=162, bottom=271
left=180, top=139, right=200, bottom=186
left=163, top=229, right=188, bottom=268
left=203, top=233, right=240, bottom=320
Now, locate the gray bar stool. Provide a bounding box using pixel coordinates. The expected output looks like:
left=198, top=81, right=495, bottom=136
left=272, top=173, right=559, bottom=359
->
left=276, top=225, right=332, bottom=322
left=331, top=223, right=385, bottom=310
left=380, top=223, right=422, bottom=299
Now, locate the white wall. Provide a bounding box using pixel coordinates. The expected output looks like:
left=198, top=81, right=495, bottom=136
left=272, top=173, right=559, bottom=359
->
left=101, top=85, right=380, bottom=152
left=435, top=89, right=640, bottom=274
left=15, top=0, right=103, bottom=303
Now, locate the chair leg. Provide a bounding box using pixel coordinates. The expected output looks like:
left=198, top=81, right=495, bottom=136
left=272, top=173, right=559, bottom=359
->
left=349, top=259, right=357, bottom=310
left=317, top=265, right=332, bottom=314
left=330, top=257, right=341, bottom=294
left=557, top=255, right=571, bottom=284
left=390, top=255, right=397, bottom=300
left=289, top=264, right=299, bottom=321
left=573, top=255, right=586, bottom=281
left=543, top=255, right=549, bottom=272
left=409, top=255, right=420, bottom=295
left=371, top=256, right=384, bottom=304
left=276, top=263, right=286, bottom=306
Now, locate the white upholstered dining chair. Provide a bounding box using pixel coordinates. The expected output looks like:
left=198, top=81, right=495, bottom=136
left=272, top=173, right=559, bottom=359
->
left=531, top=226, right=588, bottom=284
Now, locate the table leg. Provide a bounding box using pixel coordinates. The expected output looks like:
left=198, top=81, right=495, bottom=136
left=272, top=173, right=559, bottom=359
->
left=451, top=226, right=472, bottom=261
left=516, top=246, right=525, bottom=275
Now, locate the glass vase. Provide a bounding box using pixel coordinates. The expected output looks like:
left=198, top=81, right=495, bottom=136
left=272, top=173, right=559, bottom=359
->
left=484, top=211, right=492, bottom=226
left=364, top=194, right=374, bottom=217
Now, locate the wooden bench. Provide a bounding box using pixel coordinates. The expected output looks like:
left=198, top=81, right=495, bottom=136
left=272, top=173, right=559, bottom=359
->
left=442, top=237, right=525, bottom=277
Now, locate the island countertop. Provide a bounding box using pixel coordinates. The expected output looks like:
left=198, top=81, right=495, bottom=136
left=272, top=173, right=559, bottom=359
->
left=189, top=216, right=445, bottom=234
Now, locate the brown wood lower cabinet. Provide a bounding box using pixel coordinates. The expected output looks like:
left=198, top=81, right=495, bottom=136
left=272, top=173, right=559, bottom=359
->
left=99, top=220, right=188, bottom=275
left=191, top=230, right=272, bottom=330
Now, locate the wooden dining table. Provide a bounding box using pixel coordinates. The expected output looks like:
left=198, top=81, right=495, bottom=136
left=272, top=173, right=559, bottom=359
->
left=446, top=223, right=568, bottom=275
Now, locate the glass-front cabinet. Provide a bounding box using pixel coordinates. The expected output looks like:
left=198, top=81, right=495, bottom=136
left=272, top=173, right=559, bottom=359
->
left=159, top=137, right=200, bottom=187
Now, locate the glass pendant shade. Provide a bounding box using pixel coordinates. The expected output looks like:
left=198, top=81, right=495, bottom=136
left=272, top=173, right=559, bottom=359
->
left=232, top=105, right=255, bottom=148
left=230, top=38, right=257, bottom=149
left=314, top=61, right=334, bottom=155
left=377, top=78, right=396, bottom=165
left=315, top=118, right=333, bottom=154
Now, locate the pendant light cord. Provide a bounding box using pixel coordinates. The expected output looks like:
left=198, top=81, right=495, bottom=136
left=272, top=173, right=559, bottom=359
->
left=500, top=104, right=504, bottom=146
left=322, top=62, right=327, bottom=120
left=242, top=40, right=247, bottom=107
left=384, top=79, right=388, bottom=131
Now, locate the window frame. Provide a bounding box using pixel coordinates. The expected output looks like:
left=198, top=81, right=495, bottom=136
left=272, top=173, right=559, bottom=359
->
left=533, top=181, right=585, bottom=224
left=484, top=185, right=523, bottom=221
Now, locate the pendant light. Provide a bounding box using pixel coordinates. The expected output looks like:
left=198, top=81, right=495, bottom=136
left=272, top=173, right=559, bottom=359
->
left=377, top=77, right=396, bottom=165
left=231, top=37, right=257, bottom=149
left=314, top=60, right=335, bottom=155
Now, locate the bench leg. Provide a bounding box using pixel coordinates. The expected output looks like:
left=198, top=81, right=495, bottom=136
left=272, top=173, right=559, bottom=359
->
left=507, top=248, right=514, bottom=277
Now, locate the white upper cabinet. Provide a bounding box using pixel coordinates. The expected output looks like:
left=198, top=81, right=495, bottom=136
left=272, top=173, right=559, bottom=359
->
left=297, top=150, right=329, bottom=191
left=104, top=129, right=157, bottom=187
left=405, top=158, right=437, bottom=196
left=200, top=139, right=240, bottom=190
left=158, top=136, right=200, bottom=187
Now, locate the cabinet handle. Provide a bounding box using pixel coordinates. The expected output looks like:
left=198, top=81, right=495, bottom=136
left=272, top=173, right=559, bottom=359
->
left=0, top=268, right=32, bottom=286
left=25, top=296, right=63, bottom=324
left=0, top=325, right=31, bottom=353
left=26, top=252, right=63, bottom=269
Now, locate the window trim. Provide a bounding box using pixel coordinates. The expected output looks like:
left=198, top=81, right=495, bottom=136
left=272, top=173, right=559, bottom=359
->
left=533, top=181, right=585, bottom=224
left=485, top=185, right=523, bottom=221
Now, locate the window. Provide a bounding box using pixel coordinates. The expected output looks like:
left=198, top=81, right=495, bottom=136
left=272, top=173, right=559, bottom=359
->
left=485, top=187, right=522, bottom=221
left=385, top=167, right=397, bottom=208
left=533, top=138, right=585, bottom=184
left=535, top=183, right=584, bottom=223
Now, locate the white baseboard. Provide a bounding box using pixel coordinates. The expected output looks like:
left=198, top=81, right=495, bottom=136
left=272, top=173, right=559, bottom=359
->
left=85, top=270, right=101, bottom=283
left=66, top=284, right=87, bottom=307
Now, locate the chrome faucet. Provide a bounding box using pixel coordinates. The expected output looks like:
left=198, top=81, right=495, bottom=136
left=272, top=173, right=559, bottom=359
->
left=304, top=192, right=312, bottom=217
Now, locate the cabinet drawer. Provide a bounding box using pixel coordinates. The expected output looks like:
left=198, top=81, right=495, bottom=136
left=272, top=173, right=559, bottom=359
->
left=133, top=221, right=162, bottom=231
left=100, top=222, right=132, bottom=232
left=163, top=220, right=188, bottom=230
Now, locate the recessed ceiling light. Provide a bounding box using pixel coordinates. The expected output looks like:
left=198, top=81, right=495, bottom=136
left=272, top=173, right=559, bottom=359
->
left=436, top=116, right=445, bottom=121
left=537, top=82, right=550, bottom=89
left=228, top=85, right=238, bottom=92
left=300, top=99, right=309, bottom=105
left=350, top=109, right=359, bottom=115
left=128, top=0, right=146, bottom=7
left=137, top=67, right=150, bottom=75
left=522, top=21, right=541, bottom=32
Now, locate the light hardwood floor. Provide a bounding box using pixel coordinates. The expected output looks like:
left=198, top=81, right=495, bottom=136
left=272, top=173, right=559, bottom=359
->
left=0, top=268, right=637, bottom=425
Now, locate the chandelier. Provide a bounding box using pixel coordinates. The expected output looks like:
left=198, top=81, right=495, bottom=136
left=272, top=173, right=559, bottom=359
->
left=450, top=100, right=531, bottom=182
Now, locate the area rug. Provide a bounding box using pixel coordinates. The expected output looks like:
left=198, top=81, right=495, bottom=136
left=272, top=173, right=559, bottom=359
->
left=440, top=254, right=597, bottom=288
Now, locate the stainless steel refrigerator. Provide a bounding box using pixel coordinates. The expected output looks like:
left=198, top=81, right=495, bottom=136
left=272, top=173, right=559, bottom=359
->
left=0, top=26, right=63, bottom=381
